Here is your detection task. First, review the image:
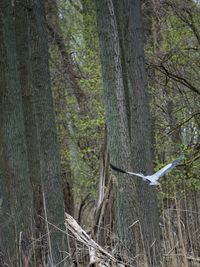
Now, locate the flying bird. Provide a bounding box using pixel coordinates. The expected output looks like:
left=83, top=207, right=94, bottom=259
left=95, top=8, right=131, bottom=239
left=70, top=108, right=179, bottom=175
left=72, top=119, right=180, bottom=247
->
left=110, top=155, right=184, bottom=186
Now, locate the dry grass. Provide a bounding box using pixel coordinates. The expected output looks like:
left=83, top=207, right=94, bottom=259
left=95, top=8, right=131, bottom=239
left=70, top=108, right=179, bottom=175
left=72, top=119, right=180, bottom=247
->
left=4, top=186, right=200, bottom=266
left=69, top=187, right=200, bottom=267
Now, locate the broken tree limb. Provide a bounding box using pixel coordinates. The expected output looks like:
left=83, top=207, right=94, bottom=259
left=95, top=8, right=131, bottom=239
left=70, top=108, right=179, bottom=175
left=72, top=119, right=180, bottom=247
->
left=65, top=213, right=125, bottom=266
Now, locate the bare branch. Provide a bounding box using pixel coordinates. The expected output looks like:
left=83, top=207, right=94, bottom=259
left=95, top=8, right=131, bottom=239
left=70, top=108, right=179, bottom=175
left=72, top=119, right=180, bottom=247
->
left=148, top=62, right=200, bottom=95
left=167, top=110, right=200, bottom=136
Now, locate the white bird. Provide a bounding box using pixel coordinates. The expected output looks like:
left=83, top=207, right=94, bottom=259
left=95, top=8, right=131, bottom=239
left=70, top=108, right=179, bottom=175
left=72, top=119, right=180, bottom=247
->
left=110, top=155, right=184, bottom=186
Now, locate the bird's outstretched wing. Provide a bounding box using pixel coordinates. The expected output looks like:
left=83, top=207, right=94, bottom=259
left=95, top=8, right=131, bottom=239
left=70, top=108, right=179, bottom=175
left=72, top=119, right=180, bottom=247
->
left=127, top=171, right=147, bottom=180
left=154, top=154, right=184, bottom=179
left=110, top=163, right=145, bottom=179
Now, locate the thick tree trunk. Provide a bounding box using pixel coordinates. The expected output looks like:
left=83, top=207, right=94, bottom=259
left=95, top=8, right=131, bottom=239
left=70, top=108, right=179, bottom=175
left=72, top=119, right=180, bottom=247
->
left=114, top=1, right=160, bottom=265
left=14, top=1, right=46, bottom=264
left=95, top=0, right=139, bottom=263
left=95, top=0, right=160, bottom=265
left=29, top=1, right=68, bottom=265
left=0, top=1, right=33, bottom=264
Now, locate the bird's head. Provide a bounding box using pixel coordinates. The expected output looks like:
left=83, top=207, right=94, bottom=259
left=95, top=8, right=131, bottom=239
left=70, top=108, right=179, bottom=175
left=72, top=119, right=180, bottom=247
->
left=150, top=181, right=161, bottom=186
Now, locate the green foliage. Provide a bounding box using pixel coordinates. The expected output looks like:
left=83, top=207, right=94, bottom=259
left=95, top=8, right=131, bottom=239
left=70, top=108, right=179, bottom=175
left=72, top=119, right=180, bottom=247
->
left=146, top=1, right=200, bottom=203
left=49, top=0, right=105, bottom=205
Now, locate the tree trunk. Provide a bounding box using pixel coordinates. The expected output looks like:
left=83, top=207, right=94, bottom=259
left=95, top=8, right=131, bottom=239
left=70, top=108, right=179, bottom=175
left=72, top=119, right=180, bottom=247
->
left=95, top=0, right=139, bottom=263
left=14, top=1, right=46, bottom=264
left=114, top=1, right=160, bottom=265
left=95, top=0, right=160, bottom=265
left=0, top=1, right=33, bottom=264
left=28, top=1, right=68, bottom=265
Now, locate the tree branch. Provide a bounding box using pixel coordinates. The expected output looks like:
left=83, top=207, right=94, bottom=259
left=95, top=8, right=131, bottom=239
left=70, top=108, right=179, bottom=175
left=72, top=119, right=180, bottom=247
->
left=149, top=62, right=200, bottom=95
left=167, top=110, right=200, bottom=136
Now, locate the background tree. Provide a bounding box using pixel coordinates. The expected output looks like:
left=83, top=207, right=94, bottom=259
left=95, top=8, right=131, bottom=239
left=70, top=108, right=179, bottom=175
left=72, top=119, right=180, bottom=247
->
left=47, top=0, right=104, bottom=223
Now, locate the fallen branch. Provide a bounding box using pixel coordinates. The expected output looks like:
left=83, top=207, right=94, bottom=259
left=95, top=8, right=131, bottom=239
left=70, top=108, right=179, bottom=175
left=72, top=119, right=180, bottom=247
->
left=65, top=213, right=125, bottom=266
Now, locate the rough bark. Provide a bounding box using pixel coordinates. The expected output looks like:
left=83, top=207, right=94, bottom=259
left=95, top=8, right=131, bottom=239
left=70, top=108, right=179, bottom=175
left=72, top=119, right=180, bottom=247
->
left=127, top=1, right=160, bottom=263
left=114, top=1, right=160, bottom=264
left=14, top=1, right=46, bottom=264
left=0, top=0, right=33, bottom=264
left=141, top=0, right=153, bottom=44
left=95, top=0, right=160, bottom=265
left=29, top=0, right=68, bottom=265
left=95, top=0, right=139, bottom=263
